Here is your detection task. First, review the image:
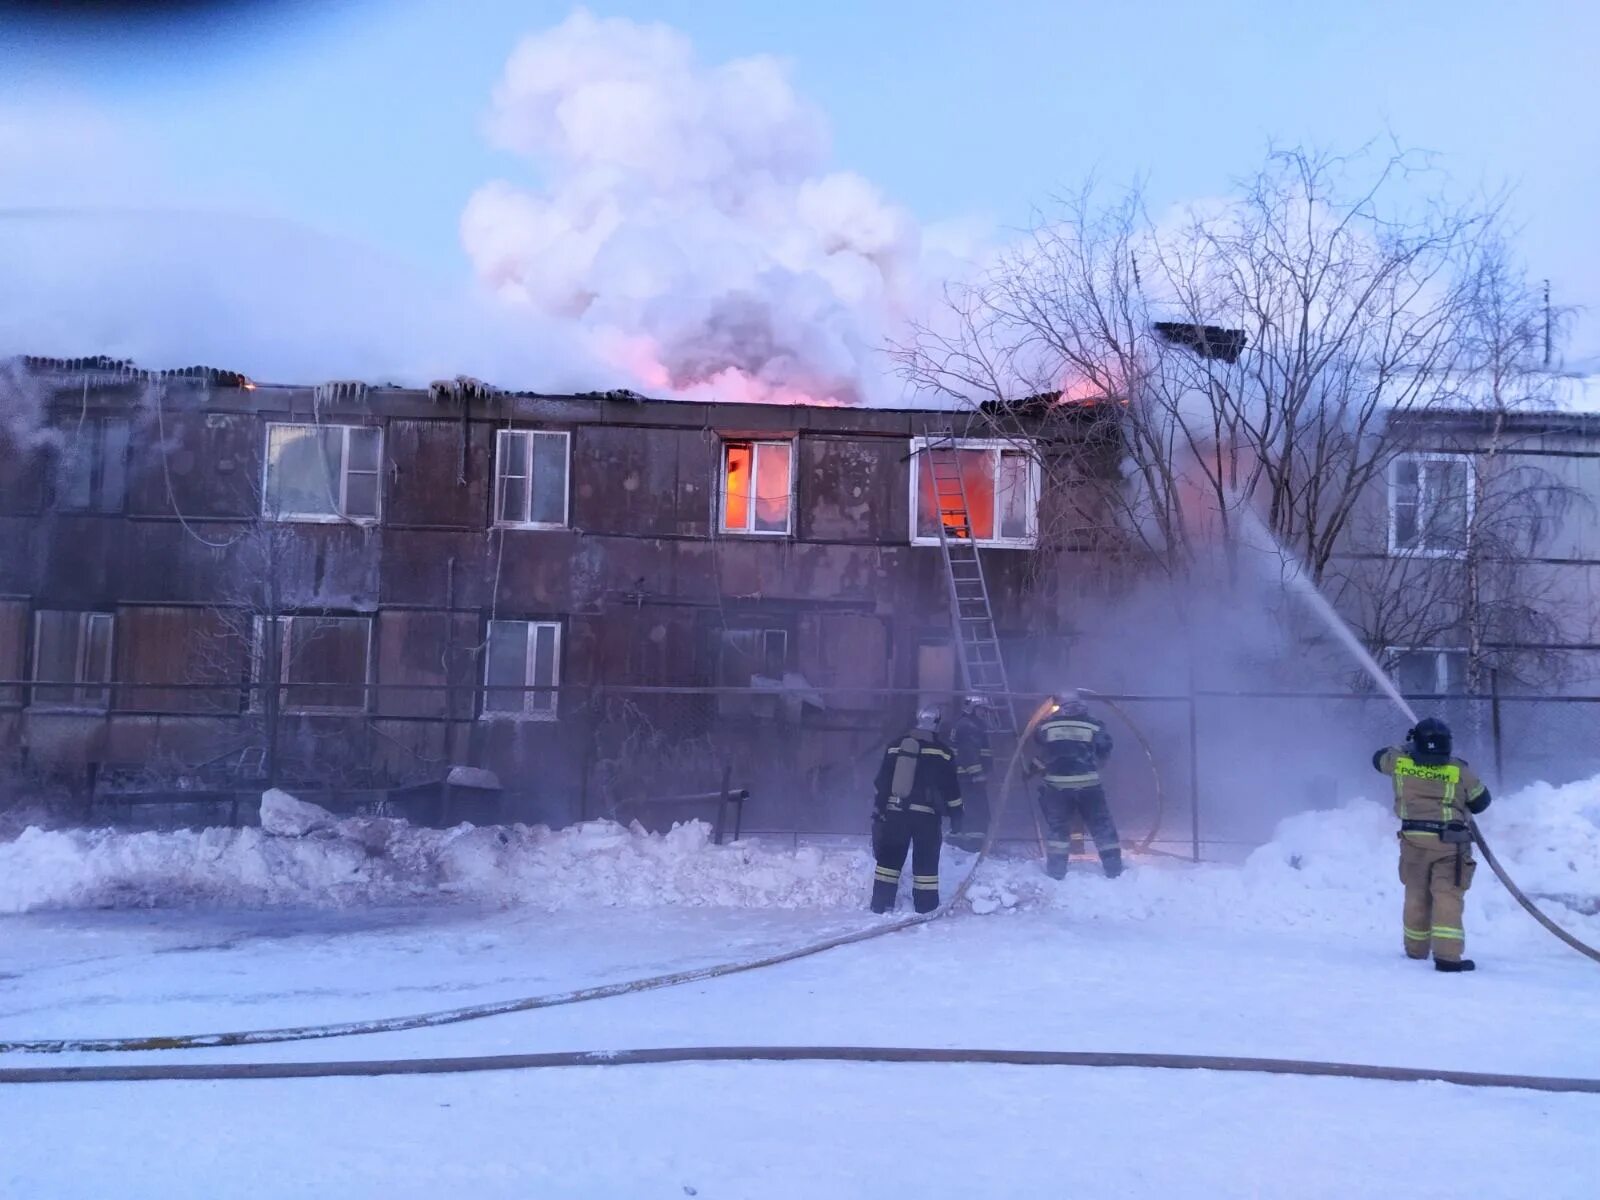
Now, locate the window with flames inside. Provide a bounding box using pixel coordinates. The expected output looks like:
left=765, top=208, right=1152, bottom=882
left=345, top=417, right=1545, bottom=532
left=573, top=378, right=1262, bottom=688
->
left=913, top=439, right=1038, bottom=547
left=720, top=440, right=793, bottom=535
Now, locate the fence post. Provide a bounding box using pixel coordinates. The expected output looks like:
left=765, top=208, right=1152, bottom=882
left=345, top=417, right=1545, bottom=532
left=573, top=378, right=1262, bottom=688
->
left=1187, top=694, right=1201, bottom=862
left=1490, top=668, right=1505, bottom=789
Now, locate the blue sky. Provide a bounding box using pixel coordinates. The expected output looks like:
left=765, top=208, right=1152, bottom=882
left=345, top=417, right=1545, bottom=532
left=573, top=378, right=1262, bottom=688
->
left=7, top=0, right=1599, bottom=371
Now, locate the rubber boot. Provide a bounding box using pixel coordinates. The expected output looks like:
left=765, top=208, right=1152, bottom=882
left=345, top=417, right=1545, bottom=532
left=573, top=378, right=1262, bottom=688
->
left=1435, top=958, right=1476, bottom=973
left=1045, top=855, right=1068, bottom=880
left=1101, top=850, right=1124, bottom=879
left=870, top=881, right=897, bottom=914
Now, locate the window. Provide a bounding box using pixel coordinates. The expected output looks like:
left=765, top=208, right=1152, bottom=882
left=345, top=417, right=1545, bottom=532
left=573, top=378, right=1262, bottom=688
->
left=1389, top=454, right=1472, bottom=557
left=911, top=438, right=1038, bottom=547
left=716, top=626, right=790, bottom=719
left=718, top=628, right=789, bottom=686
left=253, top=615, right=371, bottom=712
left=1388, top=648, right=1467, bottom=696
left=31, top=611, right=113, bottom=708
left=483, top=620, right=561, bottom=719
left=720, top=440, right=793, bottom=535
left=495, top=429, right=570, bottom=527
left=54, top=416, right=130, bottom=513
left=264, top=424, right=382, bottom=522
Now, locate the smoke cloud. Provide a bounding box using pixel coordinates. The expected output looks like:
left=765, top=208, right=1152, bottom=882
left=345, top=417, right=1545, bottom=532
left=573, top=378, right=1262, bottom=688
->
left=461, top=10, right=928, bottom=405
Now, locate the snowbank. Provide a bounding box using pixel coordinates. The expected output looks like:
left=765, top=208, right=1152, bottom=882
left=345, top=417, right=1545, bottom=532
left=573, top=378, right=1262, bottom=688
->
left=0, top=781, right=1597, bottom=931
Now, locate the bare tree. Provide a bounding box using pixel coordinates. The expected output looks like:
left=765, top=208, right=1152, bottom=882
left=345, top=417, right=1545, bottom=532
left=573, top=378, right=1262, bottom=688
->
left=893, top=147, right=1499, bottom=603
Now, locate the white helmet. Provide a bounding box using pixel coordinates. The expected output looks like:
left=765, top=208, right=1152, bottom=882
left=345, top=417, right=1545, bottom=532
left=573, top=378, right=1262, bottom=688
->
left=914, top=704, right=942, bottom=732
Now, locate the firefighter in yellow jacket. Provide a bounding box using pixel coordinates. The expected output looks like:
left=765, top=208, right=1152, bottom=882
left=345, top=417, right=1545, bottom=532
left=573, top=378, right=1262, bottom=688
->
left=1373, top=717, right=1493, bottom=973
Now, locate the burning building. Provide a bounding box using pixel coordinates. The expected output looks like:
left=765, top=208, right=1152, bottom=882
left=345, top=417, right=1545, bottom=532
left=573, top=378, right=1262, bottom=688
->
left=0, top=362, right=1120, bottom=833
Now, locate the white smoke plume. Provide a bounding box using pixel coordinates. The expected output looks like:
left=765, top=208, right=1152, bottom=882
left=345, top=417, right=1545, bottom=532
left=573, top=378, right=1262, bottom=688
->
left=461, top=10, right=928, bottom=405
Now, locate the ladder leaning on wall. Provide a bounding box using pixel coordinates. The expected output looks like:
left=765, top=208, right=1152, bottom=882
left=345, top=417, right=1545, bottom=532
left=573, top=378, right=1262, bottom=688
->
left=920, top=423, right=1020, bottom=744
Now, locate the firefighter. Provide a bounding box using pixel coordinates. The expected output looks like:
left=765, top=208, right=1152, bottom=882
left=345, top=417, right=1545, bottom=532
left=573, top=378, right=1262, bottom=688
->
left=947, top=694, right=994, bottom=853
left=870, top=704, right=962, bottom=913
left=1028, top=690, right=1122, bottom=879
left=1373, top=717, right=1492, bottom=972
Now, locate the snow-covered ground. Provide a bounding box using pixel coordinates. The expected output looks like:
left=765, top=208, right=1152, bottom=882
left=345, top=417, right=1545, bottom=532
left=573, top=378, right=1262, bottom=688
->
left=2, top=781, right=1598, bottom=1197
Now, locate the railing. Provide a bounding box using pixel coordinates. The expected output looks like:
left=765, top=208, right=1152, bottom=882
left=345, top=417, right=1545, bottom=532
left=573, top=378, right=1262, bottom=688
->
left=3, top=679, right=1597, bottom=851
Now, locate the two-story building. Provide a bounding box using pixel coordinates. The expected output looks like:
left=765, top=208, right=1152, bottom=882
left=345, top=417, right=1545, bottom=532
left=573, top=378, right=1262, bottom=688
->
left=0, top=360, right=1118, bottom=832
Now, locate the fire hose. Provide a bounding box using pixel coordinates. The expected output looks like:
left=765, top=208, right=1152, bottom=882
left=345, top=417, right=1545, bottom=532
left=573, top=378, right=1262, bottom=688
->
left=1, top=703, right=1590, bottom=1061
left=0, top=704, right=1061, bottom=1056
left=4, top=1044, right=1598, bottom=1093
left=1473, top=821, right=1600, bottom=965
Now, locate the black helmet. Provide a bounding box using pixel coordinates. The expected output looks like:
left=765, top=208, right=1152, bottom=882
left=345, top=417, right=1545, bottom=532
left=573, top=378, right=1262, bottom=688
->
left=1053, top=689, right=1088, bottom=717
left=1409, top=717, right=1452, bottom=763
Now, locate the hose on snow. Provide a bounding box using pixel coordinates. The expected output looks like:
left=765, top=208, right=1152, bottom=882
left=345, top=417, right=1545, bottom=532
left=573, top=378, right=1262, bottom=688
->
left=4, top=1044, right=1598, bottom=1094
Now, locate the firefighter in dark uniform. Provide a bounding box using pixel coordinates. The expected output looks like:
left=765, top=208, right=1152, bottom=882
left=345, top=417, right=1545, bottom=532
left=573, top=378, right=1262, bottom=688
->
left=1373, top=717, right=1492, bottom=972
left=1028, top=690, right=1122, bottom=879
left=870, top=704, right=963, bottom=913
left=947, top=695, right=994, bottom=853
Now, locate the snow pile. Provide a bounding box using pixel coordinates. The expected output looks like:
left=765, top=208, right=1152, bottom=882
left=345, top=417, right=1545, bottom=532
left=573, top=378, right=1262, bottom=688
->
left=1, top=784, right=1597, bottom=932
left=0, top=794, right=874, bottom=914
left=258, top=789, right=339, bottom=838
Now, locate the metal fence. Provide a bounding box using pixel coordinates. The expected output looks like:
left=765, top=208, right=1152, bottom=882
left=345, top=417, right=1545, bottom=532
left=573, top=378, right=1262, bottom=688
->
left=4, top=678, right=1598, bottom=855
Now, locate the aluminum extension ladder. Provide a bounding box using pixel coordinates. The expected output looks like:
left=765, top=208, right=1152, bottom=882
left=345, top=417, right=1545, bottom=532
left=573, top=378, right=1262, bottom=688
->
left=921, top=424, right=1019, bottom=743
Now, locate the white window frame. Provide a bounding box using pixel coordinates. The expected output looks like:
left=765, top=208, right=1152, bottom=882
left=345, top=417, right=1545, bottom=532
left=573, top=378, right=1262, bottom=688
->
left=54, top=415, right=131, bottom=514
left=481, top=619, right=562, bottom=722
left=29, top=610, right=114, bottom=710
left=263, top=423, right=383, bottom=525
left=1387, top=452, right=1474, bottom=559
left=493, top=429, right=572, bottom=529
left=718, top=439, right=795, bottom=537
left=251, top=614, right=373, bottom=714
left=909, top=437, right=1040, bottom=548
left=1385, top=646, right=1468, bottom=696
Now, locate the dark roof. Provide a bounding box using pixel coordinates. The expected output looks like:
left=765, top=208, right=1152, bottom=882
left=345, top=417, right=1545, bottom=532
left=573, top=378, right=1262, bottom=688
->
left=1152, top=322, right=1247, bottom=364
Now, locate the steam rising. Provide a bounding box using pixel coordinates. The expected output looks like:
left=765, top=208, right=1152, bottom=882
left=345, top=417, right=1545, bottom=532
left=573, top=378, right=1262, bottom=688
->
left=460, top=10, right=926, bottom=405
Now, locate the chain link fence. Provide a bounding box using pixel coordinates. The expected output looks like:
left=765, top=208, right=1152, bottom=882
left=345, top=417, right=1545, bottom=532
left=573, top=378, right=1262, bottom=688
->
left=4, top=679, right=1597, bottom=853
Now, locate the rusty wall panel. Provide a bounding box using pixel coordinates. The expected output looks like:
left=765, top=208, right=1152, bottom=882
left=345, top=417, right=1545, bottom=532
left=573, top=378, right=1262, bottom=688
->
left=476, top=718, right=585, bottom=826
left=490, top=528, right=588, bottom=612
left=0, top=600, right=25, bottom=707
left=115, top=605, right=241, bottom=714
left=129, top=410, right=261, bottom=519
left=109, top=521, right=251, bottom=604
left=573, top=427, right=712, bottom=537
left=386, top=418, right=490, bottom=528
left=375, top=610, right=477, bottom=719
left=797, top=612, right=891, bottom=697
left=0, top=429, right=45, bottom=516
left=380, top=531, right=487, bottom=609
left=21, top=713, right=109, bottom=770
left=0, top=516, right=37, bottom=595
left=269, top=525, right=382, bottom=610
left=799, top=436, right=909, bottom=543
left=34, top=515, right=115, bottom=605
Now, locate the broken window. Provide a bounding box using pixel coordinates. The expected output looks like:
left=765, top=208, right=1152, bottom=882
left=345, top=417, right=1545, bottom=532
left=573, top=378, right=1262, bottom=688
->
left=494, top=429, right=570, bottom=527
left=31, top=610, right=114, bottom=708
left=718, top=628, right=789, bottom=686
left=1389, top=454, right=1471, bottom=556
left=720, top=440, right=793, bottom=534
left=482, top=619, right=561, bottom=719
left=54, top=415, right=130, bottom=513
left=264, top=424, right=382, bottom=522
left=253, top=615, right=371, bottom=712
left=913, top=439, right=1038, bottom=546
left=716, top=627, right=790, bottom=719
left=1388, top=648, right=1467, bottom=697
